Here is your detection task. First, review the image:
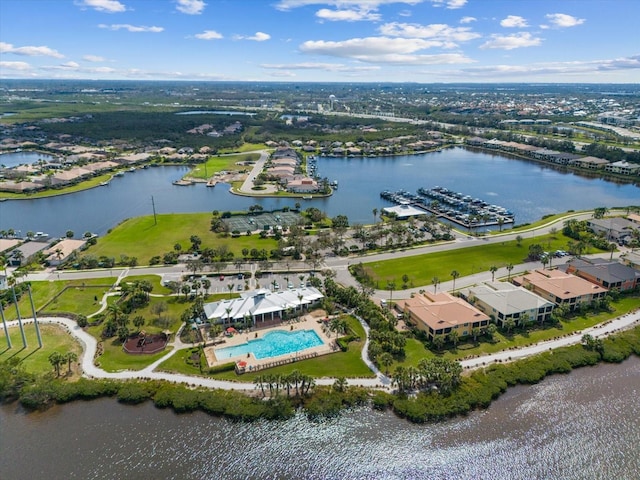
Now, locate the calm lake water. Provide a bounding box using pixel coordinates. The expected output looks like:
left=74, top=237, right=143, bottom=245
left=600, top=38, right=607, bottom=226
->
left=0, top=148, right=638, bottom=237
left=0, top=151, right=55, bottom=168
left=1, top=356, right=639, bottom=480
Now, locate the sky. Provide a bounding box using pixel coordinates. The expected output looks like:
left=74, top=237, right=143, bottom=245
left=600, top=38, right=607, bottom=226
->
left=1, top=0, right=639, bottom=83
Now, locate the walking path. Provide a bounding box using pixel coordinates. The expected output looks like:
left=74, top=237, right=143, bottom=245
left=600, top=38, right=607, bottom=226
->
left=7, top=307, right=638, bottom=391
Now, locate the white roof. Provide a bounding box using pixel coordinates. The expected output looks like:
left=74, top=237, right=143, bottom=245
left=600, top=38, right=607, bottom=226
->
left=204, top=287, right=323, bottom=321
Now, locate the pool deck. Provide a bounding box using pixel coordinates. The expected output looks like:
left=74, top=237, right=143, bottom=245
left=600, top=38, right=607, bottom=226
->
left=203, top=312, right=338, bottom=371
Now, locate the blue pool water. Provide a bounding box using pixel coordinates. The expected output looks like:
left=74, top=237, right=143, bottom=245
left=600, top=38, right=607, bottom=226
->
left=216, top=329, right=323, bottom=360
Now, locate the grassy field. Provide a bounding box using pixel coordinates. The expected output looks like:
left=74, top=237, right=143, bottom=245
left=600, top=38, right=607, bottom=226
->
left=360, top=233, right=597, bottom=287
left=95, top=337, right=173, bottom=372
left=123, top=274, right=172, bottom=295
left=0, top=323, right=82, bottom=376
left=80, top=213, right=278, bottom=263
left=188, top=153, right=261, bottom=179
left=2, top=278, right=116, bottom=320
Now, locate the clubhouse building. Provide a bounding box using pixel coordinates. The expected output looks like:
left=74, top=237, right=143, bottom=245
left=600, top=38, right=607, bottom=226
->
left=203, top=287, right=323, bottom=326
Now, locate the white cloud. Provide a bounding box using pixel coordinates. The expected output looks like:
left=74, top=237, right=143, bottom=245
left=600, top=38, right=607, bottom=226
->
left=99, top=24, right=164, bottom=32
left=300, top=36, right=473, bottom=64
left=61, top=61, right=80, bottom=68
left=175, top=0, right=206, bottom=15
left=545, top=13, right=585, bottom=28
left=0, top=42, right=64, bottom=58
left=275, top=0, right=466, bottom=12
left=454, top=55, right=640, bottom=78
left=460, top=16, right=476, bottom=24
left=195, top=30, right=223, bottom=40
left=78, top=0, right=126, bottom=13
left=276, top=1, right=423, bottom=10
left=501, top=15, right=528, bottom=28
left=250, top=32, right=271, bottom=41
left=261, top=62, right=380, bottom=72
left=379, top=22, right=480, bottom=44
left=83, top=54, right=106, bottom=62
left=316, top=8, right=381, bottom=22
left=480, top=32, right=542, bottom=50
left=0, top=61, right=32, bottom=71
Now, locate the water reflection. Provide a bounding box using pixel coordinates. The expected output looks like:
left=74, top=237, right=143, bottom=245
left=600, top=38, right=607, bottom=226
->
left=1, top=357, right=638, bottom=479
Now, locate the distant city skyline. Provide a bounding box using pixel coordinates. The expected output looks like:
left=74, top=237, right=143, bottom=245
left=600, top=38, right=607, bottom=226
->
left=1, top=0, right=639, bottom=83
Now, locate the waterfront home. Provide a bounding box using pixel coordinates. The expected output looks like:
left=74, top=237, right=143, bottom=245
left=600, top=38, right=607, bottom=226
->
left=570, top=156, right=609, bottom=170
left=511, top=269, right=608, bottom=311
left=44, top=238, right=87, bottom=266
left=7, top=241, right=49, bottom=266
left=203, top=287, right=323, bottom=327
left=605, top=160, right=640, bottom=176
left=459, top=281, right=555, bottom=327
left=286, top=177, right=318, bottom=193
left=587, top=217, right=637, bottom=243
left=0, top=180, right=44, bottom=193
left=560, top=258, right=640, bottom=292
left=401, top=291, right=490, bottom=341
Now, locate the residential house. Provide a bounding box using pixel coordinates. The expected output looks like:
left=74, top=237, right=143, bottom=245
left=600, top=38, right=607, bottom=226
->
left=7, top=241, right=49, bottom=266
left=560, top=258, right=640, bottom=292
left=460, top=281, right=555, bottom=327
left=605, top=160, right=640, bottom=176
left=44, top=238, right=87, bottom=266
left=587, top=217, right=638, bottom=243
left=401, top=291, right=490, bottom=341
left=511, top=269, right=608, bottom=310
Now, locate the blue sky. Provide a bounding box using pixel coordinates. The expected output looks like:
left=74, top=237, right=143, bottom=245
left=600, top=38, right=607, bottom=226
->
left=1, top=0, right=638, bottom=83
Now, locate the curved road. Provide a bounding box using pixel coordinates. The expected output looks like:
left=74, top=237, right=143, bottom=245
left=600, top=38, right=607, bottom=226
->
left=8, top=308, right=638, bottom=390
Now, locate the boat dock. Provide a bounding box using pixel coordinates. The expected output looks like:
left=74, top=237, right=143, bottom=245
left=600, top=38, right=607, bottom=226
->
left=380, top=186, right=515, bottom=229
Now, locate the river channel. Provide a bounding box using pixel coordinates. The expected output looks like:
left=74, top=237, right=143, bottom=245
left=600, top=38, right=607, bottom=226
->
left=1, top=356, right=638, bottom=479
left=0, top=148, right=638, bottom=237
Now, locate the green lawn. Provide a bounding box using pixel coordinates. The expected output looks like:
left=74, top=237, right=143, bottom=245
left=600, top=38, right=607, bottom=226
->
left=2, top=278, right=116, bottom=320
left=79, top=213, right=277, bottom=263
left=0, top=324, right=82, bottom=375
left=161, top=315, right=375, bottom=380
left=123, top=274, right=172, bottom=295
left=360, top=233, right=597, bottom=287
left=95, top=336, right=173, bottom=372
left=188, top=153, right=261, bottom=179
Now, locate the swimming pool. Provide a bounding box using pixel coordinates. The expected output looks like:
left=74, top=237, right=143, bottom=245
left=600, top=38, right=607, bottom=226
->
left=216, top=329, right=323, bottom=360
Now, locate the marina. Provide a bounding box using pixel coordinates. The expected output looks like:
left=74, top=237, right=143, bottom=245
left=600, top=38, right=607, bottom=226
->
left=381, top=186, right=515, bottom=229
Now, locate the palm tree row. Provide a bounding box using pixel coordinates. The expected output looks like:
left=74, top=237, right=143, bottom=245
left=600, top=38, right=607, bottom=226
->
left=48, top=351, right=78, bottom=376
left=391, top=357, right=462, bottom=395
left=254, top=369, right=316, bottom=398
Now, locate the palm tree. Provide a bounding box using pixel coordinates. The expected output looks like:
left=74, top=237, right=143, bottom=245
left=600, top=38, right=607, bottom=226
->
left=378, top=352, right=394, bottom=375
left=372, top=208, right=378, bottom=224
left=227, top=283, right=234, bottom=299
left=450, top=270, right=460, bottom=292
left=431, top=276, right=440, bottom=294
left=506, top=263, right=514, bottom=281
left=202, top=278, right=211, bottom=297
left=64, top=352, right=78, bottom=374
left=333, top=377, right=348, bottom=393
left=432, top=335, right=445, bottom=351
left=386, top=280, right=396, bottom=307
left=490, top=265, right=498, bottom=282
left=471, top=327, right=481, bottom=343
left=225, top=307, right=232, bottom=326
left=447, top=330, right=459, bottom=348
left=503, top=317, right=516, bottom=334
left=48, top=352, right=64, bottom=376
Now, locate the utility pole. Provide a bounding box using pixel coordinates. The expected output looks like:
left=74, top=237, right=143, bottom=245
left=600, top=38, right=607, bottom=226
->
left=151, top=195, right=157, bottom=225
